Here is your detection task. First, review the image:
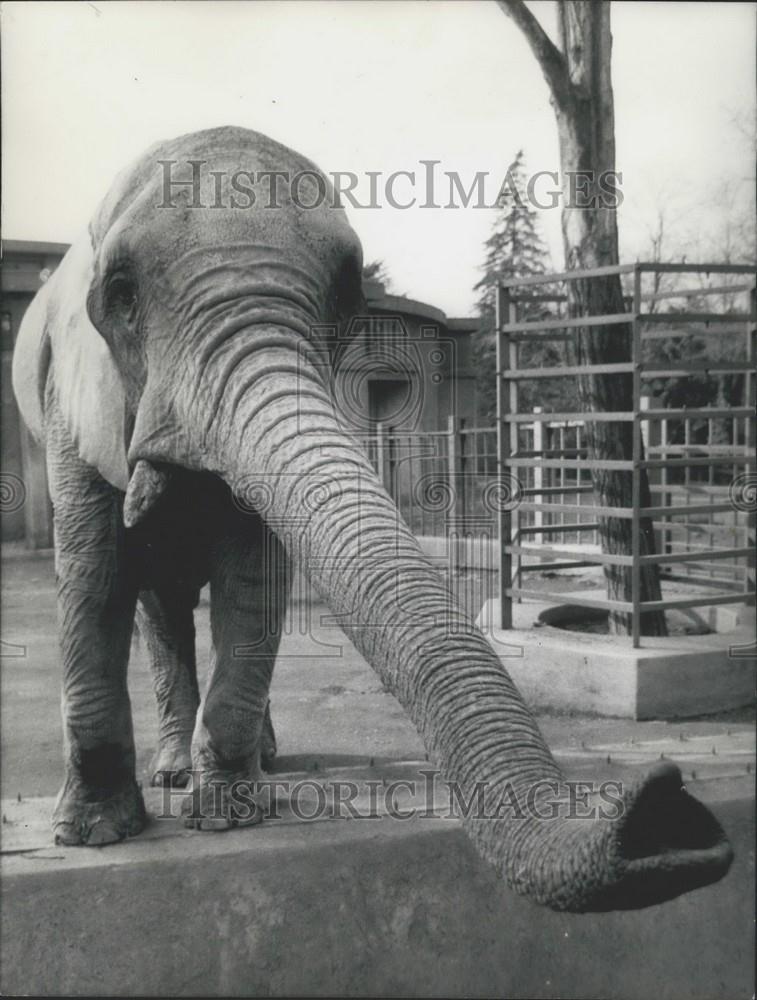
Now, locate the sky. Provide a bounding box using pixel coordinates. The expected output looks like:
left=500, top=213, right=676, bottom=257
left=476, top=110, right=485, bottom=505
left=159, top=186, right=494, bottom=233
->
left=2, top=0, right=755, bottom=317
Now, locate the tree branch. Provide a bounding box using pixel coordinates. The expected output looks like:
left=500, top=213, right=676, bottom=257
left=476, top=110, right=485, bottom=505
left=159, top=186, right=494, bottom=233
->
left=496, top=0, right=571, bottom=106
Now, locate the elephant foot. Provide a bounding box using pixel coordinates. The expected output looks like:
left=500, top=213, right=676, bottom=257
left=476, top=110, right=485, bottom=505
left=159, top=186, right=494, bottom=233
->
left=182, top=763, right=263, bottom=831
left=52, top=775, right=146, bottom=846
left=149, top=735, right=193, bottom=788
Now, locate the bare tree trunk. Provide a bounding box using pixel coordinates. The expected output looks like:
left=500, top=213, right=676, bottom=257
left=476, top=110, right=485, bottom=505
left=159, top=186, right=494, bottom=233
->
left=498, top=0, right=667, bottom=634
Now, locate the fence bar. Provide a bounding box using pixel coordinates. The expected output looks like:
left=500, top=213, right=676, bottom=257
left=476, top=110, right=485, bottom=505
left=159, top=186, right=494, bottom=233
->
left=505, top=411, right=635, bottom=423
left=642, top=362, right=756, bottom=376
left=508, top=332, right=577, bottom=343
left=520, top=485, right=594, bottom=496
left=637, top=593, right=755, bottom=613
left=501, top=263, right=636, bottom=286
left=660, top=411, right=669, bottom=567
left=519, top=522, right=600, bottom=535
left=504, top=363, right=635, bottom=379
left=642, top=456, right=752, bottom=469
left=638, top=547, right=754, bottom=566
left=507, top=589, right=754, bottom=616
left=375, top=422, right=385, bottom=485
left=662, top=571, right=745, bottom=590
left=518, top=561, right=600, bottom=573
left=646, top=482, right=742, bottom=494
left=641, top=502, right=743, bottom=518
left=506, top=589, right=635, bottom=613
left=639, top=311, right=756, bottom=325
left=510, top=305, right=522, bottom=600
left=509, top=457, right=635, bottom=470
left=631, top=266, right=643, bottom=647
left=518, top=500, right=634, bottom=518
left=516, top=448, right=587, bottom=457
left=506, top=544, right=633, bottom=566
left=639, top=407, right=754, bottom=421
left=503, top=312, right=631, bottom=333
left=507, top=456, right=750, bottom=472
left=642, top=324, right=753, bottom=339
left=646, top=448, right=744, bottom=455
left=636, top=262, right=757, bottom=274
left=496, top=285, right=512, bottom=629
left=447, top=415, right=460, bottom=573
left=531, top=408, right=544, bottom=543
left=747, top=282, right=756, bottom=598
left=643, top=282, right=756, bottom=300
left=510, top=293, right=569, bottom=303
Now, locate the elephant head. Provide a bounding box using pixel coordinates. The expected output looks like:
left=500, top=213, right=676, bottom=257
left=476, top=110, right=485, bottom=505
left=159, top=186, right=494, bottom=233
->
left=13, top=126, right=733, bottom=912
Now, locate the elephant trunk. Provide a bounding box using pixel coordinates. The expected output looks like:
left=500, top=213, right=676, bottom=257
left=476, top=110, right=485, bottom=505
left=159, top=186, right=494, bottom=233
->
left=199, top=324, right=732, bottom=913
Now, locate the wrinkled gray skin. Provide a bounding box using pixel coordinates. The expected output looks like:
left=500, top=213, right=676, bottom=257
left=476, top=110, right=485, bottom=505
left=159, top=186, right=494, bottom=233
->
left=13, top=126, right=733, bottom=911
left=131, top=480, right=277, bottom=788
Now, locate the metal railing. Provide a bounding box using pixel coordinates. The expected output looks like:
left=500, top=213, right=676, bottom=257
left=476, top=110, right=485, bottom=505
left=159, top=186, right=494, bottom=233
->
left=359, top=421, right=497, bottom=539
left=495, top=262, right=756, bottom=647
left=358, top=413, right=751, bottom=601
left=358, top=418, right=597, bottom=552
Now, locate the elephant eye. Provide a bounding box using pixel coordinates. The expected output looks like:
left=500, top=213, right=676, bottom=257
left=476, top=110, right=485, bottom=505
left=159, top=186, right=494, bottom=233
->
left=106, top=273, right=138, bottom=323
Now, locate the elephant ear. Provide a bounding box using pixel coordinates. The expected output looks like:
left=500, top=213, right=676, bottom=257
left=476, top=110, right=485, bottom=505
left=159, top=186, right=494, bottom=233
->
left=12, top=233, right=130, bottom=491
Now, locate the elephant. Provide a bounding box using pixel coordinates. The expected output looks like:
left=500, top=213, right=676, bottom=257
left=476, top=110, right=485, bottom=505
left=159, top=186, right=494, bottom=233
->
left=12, top=125, right=733, bottom=912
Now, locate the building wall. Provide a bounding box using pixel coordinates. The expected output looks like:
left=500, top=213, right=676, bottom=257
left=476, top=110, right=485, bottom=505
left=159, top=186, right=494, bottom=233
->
left=2, top=300, right=27, bottom=541
left=1, top=243, right=64, bottom=547
left=345, top=282, right=478, bottom=434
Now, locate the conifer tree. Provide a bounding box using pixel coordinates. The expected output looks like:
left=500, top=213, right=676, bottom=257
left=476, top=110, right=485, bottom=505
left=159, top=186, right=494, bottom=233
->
left=473, top=150, right=574, bottom=418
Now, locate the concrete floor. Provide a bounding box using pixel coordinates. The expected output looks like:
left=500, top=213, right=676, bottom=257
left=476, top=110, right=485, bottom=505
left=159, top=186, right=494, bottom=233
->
left=1, top=551, right=755, bottom=998
left=1, top=551, right=754, bottom=799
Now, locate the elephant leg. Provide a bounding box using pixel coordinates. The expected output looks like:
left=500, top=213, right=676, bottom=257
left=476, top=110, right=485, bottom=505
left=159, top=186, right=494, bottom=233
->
left=184, top=508, right=289, bottom=830
left=45, top=402, right=145, bottom=846
left=136, top=586, right=200, bottom=788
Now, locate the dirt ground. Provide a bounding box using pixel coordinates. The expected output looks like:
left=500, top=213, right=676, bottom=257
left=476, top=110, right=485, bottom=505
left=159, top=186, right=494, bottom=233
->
left=1, top=551, right=753, bottom=800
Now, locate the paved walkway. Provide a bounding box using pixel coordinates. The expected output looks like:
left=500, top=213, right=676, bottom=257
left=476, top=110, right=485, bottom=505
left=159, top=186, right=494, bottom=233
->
left=1, top=552, right=753, bottom=800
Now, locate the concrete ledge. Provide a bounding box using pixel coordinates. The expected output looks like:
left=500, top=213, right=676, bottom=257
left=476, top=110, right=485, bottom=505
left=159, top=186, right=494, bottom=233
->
left=477, top=598, right=756, bottom=719
left=1, top=762, right=754, bottom=998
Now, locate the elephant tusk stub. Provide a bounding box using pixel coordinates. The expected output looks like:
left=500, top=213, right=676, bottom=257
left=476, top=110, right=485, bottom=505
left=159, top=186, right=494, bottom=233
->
left=123, top=459, right=171, bottom=527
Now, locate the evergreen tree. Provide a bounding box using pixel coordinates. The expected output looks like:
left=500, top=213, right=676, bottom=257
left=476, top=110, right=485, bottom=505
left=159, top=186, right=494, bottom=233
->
left=472, top=150, right=574, bottom=420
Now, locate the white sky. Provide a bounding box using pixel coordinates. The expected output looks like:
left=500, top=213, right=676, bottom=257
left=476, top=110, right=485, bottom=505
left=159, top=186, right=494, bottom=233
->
left=2, top=0, right=755, bottom=316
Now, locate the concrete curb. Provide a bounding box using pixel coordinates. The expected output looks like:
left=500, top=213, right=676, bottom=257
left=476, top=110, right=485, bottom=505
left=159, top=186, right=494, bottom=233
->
left=1, top=768, right=753, bottom=998
left=477, top=597, right=757, bottom=719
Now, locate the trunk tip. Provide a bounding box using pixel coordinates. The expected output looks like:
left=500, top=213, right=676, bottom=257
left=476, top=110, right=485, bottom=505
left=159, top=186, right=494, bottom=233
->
left=589, top=761, right=734, bottom=912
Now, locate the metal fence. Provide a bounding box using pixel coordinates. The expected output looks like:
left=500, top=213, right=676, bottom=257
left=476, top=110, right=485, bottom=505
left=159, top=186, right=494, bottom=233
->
left=496, top=261, right=756, bottom=647
left=647, top=415, right=751, bottom=588
left=359, top=418, right=597, bottom=544
left=358, top=409, right=750, bottom=583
